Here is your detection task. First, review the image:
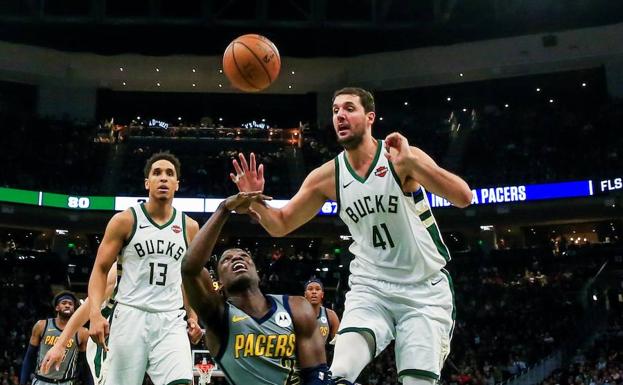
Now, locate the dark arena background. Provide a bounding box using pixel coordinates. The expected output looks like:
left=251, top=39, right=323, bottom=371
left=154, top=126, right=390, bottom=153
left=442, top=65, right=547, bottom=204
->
left=1, top=1, right=623, bottom=385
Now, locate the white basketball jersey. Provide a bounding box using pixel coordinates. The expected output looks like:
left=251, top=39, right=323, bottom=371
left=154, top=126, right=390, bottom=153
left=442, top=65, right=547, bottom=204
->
left=336, top=140, right=450, bottom=284
left=115, top=203, right=188, bottom=312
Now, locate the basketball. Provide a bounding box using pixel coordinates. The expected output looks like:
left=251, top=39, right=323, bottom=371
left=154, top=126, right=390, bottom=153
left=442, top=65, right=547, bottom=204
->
left=223, top=34, right=281, bottom=92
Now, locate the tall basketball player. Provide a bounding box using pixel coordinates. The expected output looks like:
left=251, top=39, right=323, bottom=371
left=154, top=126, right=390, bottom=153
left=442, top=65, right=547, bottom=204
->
left=303, top=278, right=340, bottom=344
left=20, top=291, right=92, bottom=385
left=181, top=192, right=331, bottom=385
left=231, top=87, right=473, bottom=385
left=87, top=151, right=201, bottom=385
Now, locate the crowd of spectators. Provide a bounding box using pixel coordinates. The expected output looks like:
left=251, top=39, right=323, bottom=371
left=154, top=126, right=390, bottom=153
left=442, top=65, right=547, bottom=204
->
left=3, top=225, right=618, bottom=385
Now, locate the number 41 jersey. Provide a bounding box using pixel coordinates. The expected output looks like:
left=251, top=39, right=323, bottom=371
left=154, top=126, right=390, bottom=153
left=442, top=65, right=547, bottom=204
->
left=336, top=140, right=451, bottom=284
left=116, top=203, right=188, bottom=312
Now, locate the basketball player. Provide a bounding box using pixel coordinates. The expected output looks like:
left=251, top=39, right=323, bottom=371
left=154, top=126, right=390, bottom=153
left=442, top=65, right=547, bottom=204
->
left=20, top=291, right=93, bottom=385
left=304, top=278, right=340, bottom=344
left=39, top=264, right=118, bottom=384
left=231, top=87, right=473, bottom=385
left=181, top=192, right=331, bottom=385
left=87, top=151, right=201, bottom=385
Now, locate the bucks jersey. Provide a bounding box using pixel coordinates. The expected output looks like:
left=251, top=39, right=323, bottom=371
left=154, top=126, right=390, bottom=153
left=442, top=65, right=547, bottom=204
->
left=36, top=319, right=79, bottom=381
left=336, top=140, right=450, bottom=284
left=317, top=306, right=330, bottom=344
left=116, top=203, right=188, bottom=312
left=216, top=295, right=300, bottom=385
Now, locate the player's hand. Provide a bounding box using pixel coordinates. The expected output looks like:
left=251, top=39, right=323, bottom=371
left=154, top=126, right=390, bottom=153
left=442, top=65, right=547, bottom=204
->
left=230, top=153, right=265, bottom=192
left=39, top=343, right=66, bottom=374
left=223, top=191, right=272, bottom=221
left=187, top=318, right=204, bottom=345
left=384, top=132, right=416, bottom=168
left=88, top=313, right=110, bottom=351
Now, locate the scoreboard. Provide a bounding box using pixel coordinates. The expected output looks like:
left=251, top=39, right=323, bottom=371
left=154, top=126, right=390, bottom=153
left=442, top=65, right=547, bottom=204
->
left=0, top=176, right=620, bottom=215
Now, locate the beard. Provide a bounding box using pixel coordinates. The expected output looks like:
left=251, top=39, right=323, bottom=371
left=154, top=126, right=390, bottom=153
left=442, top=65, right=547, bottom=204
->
left=337, top=130, right=364, bottom=150
left=58, top=310, right=73, bottom=320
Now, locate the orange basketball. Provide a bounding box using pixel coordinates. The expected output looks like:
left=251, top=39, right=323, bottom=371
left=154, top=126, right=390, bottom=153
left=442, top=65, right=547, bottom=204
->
left=223, top=34, right=281, bottom=92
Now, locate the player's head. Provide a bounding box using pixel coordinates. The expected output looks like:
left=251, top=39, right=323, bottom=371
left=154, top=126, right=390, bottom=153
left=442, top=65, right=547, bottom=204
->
left=53, top=291, right=78, bottom=320
left=332, top=87, right=376, bottom=150
left=143, top=151, right=181, bottom=201
left=217, top=248, right=261, bottom=295
left=304, top=278, right=324, bottom=306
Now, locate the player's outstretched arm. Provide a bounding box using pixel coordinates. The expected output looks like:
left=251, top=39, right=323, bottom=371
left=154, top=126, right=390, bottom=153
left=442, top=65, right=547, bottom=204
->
left=40, top=263, right=118, bottom=374
left=384, top=132, right=473, bottom=208
left=182, top=192, right=269, bottom=352
left=88, top=212, right=132, bottom=349
left=232, top=153, right=333, bottom=237
left=20, top=320, right=44, bottom=385
left=289, top=296, right=330, bottom=385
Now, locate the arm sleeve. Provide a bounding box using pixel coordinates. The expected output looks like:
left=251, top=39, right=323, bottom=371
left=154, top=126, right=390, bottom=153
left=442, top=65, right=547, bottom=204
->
left=19, top=344, right=38, bottom=385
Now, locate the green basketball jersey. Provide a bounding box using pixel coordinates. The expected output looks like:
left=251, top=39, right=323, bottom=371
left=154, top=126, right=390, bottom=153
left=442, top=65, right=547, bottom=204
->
left=216, top=294, right=300, bottom=385
left=36, top=319, right=80, bottom=381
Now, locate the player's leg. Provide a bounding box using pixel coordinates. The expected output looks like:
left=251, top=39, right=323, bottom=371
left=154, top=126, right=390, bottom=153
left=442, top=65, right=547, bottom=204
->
left=105, top=304, right=149, bottom=385
left=393, top=270, right=454, bottom=383
left=330, top=280, right=394, bottom=383
left=146, top=309, right=193, bottom=385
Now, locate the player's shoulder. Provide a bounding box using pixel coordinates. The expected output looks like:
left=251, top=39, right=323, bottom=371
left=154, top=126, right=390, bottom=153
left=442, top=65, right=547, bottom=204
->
left=32, top=319, right=47, bottom=333
left=307, top=159, right=336, bottom=183
left=104, top=209, right=135, bottom=238
left=183, top=214, right=199, bottom=231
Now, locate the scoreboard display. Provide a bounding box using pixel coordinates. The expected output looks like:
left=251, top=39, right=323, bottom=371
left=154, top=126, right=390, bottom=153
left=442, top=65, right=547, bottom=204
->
left=0, top=176, right=620, bottom=215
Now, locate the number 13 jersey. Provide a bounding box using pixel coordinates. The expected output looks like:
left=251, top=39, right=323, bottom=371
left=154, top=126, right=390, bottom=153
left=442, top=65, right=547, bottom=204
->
left=116, top=203, right=188, bottom=312
left=335, top=140, right=450, bottom=284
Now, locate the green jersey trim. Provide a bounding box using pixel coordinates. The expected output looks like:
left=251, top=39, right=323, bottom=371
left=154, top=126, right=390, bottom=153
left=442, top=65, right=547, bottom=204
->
left=334, top=157, right=341, bottom=214
left=342, top=140, right=382, bottom=183
left=338, top=327, right=377, bottom=357
left=426, top=223, right=451, bottom=262
left=399, top=369, right=440, bottom=380
left=124, top=207, right=138, bottom=247
left=182, top=213, right=189, bottom=249
left=165, top=379, right=192, bottom=385
left=140, top=203, right=177, bottom=230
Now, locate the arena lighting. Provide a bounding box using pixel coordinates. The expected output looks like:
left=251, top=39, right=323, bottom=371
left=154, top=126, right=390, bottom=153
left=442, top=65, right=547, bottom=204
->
left=155, top=68, right=160, bottom=72
left=379, top=117, right=384, bottom=121
left=536, top=88, right=541, bottom=92
left=504, top=104, right=509, bottom=108
left=119, top=67, right=123, bottom=71
left=549, top=99, right=554, bottom=103
left=192, top=68, right=196, bottom=73
left=447, top=97, right=452, bottom=101
left=462, top=108, right=467, bottom=112
left=156, top=82, right=161, bottom=87
left=218, top=84, right=222, bottom=87
left=218, top=69, right=223, bottom=73
left=291, top=71, right=295, bottom=75
left=192, top=83, right=196, bottom=87
left=459, top=73, right=464, bottom=77
left=404, top=102, right=409, bottom=106
left=288, top=85, right=292, bottom=89
left=582, top=82, right=587, bottom=87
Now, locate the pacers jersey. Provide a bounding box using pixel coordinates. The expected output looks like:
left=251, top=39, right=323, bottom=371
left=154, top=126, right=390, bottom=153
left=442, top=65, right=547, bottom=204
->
left=336, top=140, right=451, bottom=284
left=216, top=295, right=300, bottom=385
left=36, top=319, right=79, bottom=381
left=116, top=203, right=188, bottom=312
left=317, top=306, right=330, bottom=344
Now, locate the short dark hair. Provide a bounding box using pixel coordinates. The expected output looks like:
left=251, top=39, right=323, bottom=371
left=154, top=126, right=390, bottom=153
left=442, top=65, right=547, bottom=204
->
left=333, top=87, right=375, bottom=113
left=144, top=151, right=181, bottom=179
